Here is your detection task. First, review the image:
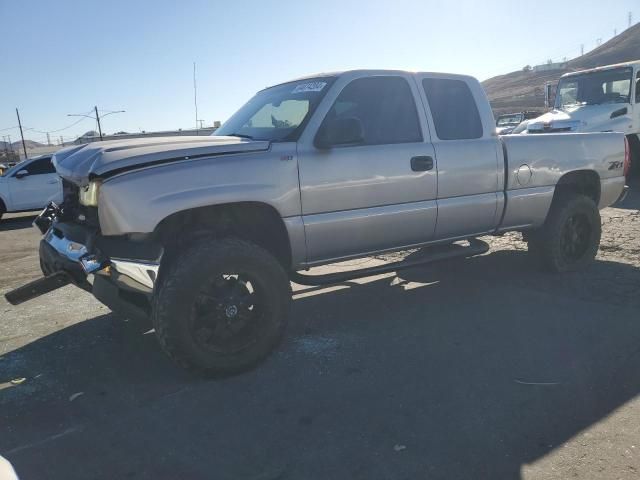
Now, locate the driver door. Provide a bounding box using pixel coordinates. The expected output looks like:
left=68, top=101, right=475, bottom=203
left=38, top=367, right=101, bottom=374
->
left=296, top=73, right=438, bottom=264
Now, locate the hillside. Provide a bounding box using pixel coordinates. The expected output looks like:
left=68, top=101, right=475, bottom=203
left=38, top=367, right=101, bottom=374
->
left=483, top=22, right=640, bottom=115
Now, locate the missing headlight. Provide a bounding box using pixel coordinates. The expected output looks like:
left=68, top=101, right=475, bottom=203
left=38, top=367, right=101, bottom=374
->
left=79, top=181, right=101, bottom=207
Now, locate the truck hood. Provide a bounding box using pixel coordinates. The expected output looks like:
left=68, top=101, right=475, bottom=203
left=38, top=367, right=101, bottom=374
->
left=53, top=135, right=270, bottom=186
left=527, top=103, right=631, bottom=133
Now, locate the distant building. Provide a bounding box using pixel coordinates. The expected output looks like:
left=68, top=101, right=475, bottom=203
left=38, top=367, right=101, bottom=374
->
left=73, top=126, right=218, bottom=145
left=15, top=145, right=61, bottom=160
left=15, top=126, right=220, bottom=160
left=532, top=61, right=569, bottom=72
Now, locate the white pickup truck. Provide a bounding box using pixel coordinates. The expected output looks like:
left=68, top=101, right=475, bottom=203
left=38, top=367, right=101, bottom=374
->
left=530, top=59, right=640, bottom=176
left=6, top=70, right=629, bottom=376
left=0, top=155, right=63, bottom=220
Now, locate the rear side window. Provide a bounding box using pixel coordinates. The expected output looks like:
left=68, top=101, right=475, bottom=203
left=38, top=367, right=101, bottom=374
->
left=324, top=76, right=422, bottom=145
left=422, top=78, right=483, bottom=140
left=24, top=157, right=55, bottom=175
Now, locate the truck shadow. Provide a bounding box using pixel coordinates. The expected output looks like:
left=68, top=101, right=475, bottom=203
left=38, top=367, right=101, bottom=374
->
left=1, top=251, right=640, bottom=479
left=0, top=215, right=37, bottom=232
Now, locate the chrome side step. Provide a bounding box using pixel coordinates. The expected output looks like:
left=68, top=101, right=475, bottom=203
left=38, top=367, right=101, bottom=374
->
left=290, top=239, right=490, bottom=286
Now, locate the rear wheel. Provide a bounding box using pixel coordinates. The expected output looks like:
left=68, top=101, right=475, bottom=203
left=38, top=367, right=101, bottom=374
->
left=152, top=237, right=291, bottom=376
left=527, top=194, right=601, bottom=273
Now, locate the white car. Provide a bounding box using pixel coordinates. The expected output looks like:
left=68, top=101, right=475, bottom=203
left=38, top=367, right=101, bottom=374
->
left=0, top=155, right=63, bottom=220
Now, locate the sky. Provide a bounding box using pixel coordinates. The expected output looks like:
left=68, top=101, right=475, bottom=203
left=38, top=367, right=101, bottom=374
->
left=0, top=0, right=638, bottom=144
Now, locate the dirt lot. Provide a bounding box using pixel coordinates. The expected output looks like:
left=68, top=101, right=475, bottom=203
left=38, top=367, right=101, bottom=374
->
left=1, top=185, right=639, bottom=480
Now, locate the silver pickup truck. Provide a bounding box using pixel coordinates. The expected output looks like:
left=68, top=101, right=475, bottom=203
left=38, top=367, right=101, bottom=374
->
left=6, top=70, right=629, bottom=375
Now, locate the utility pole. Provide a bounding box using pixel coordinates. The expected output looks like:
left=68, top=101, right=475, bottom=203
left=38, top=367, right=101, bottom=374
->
left=68, top=108, right=123, bottom=142
left=193, top=62, right=199, bottom=132
left=580, top=44, right=584, bottom=56
left=46, top=132, right=51, bottom=146
left=629, top=12, right=633, bottom=28
left=15, top=108, right=28, bottom=160
left=94, top=106, right=103, bottom=140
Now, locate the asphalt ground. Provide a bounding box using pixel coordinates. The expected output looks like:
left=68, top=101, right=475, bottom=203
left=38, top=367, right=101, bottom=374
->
left=1, top=183, right=639, bottom=479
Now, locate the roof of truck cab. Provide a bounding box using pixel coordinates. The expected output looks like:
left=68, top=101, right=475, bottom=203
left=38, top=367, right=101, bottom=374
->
left=561, top=59, right=640, bottom=78
left=264, top=69, right=478, bottom=91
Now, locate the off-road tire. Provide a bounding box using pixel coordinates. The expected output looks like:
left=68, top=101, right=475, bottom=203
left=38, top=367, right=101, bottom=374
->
left=151, top=237, right=291, bottom=376
left=527, top=194, right=601, bottom=273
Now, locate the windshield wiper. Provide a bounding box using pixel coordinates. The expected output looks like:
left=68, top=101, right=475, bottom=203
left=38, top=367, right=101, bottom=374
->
left=226, top=133, right=255, bottom=140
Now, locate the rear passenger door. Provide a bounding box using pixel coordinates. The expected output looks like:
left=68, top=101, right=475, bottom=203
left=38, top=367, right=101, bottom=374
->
left=416, top=75, right=502, bottom=239
left=297, top=73, right=438, bottom=264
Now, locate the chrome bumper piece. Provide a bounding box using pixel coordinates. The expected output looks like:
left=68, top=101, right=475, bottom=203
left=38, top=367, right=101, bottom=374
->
left=43, top=227, right=159, bottom=295
left=100, top=258, right=159, bottom=293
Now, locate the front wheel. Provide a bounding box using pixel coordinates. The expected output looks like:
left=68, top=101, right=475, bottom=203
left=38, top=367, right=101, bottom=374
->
left=527, top=194, right=601, bottom=273
left=152, top=238, right=292, bottom=376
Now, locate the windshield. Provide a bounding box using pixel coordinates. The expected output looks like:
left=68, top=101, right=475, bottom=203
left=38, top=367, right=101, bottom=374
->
left=214, top=77, right=335, bottom=142
left=556, top=67, right=633, bottom=108
left=496, top=114, right=523, bottom=126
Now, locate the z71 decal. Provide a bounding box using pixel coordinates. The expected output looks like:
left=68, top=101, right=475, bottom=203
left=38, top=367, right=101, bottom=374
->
left=608, top=161, right=624, bottom=170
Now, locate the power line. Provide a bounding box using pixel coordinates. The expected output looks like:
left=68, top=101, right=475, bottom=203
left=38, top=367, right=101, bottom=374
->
left=67, top=106, right=125, bottom=140
left=27, top=113, right=93, bottom=134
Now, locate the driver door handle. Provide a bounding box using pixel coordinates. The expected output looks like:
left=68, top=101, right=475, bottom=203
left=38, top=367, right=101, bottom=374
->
left=410, top=156, right=434, bottom=172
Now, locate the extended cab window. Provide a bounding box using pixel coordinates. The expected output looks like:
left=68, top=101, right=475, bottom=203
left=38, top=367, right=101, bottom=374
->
left=422, top=78, right=483, bottom=140
left=22, top=157, right=55, bottom=175
left=321, top=76, right=422, bottom=146
left=636, top=71, right=640, bottom=103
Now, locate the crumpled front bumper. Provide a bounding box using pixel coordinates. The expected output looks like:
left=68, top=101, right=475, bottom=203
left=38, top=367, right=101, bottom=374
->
left=40, top=225, right=160, bottom=293
left=5, top=203, right=159, bottom=316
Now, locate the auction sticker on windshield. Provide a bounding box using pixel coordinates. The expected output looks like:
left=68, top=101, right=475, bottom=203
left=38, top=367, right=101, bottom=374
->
left=292, top=82, right=327, bottom=94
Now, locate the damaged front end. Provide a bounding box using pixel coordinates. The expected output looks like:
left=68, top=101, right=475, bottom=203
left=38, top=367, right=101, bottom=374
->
left=5, top=190, right=161, bottom=322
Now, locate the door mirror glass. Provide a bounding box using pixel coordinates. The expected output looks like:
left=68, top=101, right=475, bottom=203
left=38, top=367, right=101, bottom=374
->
left=15, top=170, right=29, bottom=179
left=315, top=117, right=364, bottom=149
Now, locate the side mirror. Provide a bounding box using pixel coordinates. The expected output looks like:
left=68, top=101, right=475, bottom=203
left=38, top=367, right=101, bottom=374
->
left=315, top=117, right=364, bottom=149
left=15, top=170, right=29, bottom=179
left=544, top=82, right=554, bottom=109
